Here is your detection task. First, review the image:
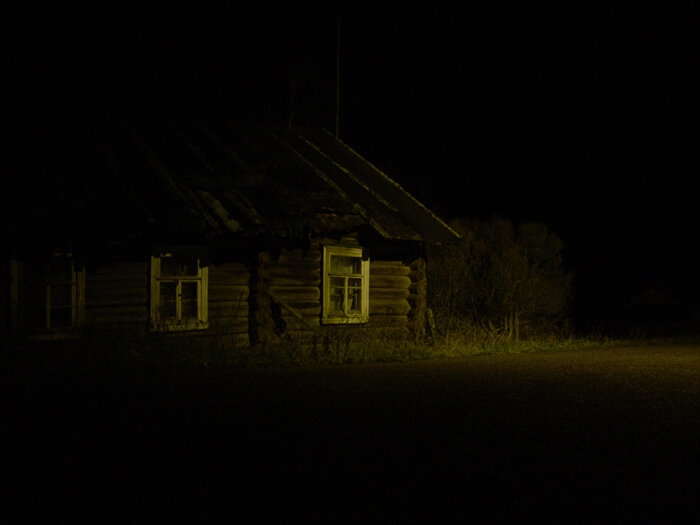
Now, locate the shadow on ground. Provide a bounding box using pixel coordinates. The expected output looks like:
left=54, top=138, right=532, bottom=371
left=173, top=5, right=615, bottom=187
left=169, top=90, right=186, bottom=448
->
left=4, top=344, right=699, bottom=521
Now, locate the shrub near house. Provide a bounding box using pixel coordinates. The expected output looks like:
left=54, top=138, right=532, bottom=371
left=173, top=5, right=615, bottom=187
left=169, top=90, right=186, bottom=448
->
left=428, top=217, right=572, bottom=338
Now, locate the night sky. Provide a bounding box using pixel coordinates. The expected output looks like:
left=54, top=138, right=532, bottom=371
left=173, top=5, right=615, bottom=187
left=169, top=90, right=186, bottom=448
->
left=5, top=6, right=698, bottom=333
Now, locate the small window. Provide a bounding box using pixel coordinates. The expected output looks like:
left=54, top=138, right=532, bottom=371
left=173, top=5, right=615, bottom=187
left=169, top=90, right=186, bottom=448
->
left=150, top=249, right=208, bottom=331
left=13, top=252, right=85, bottom=339
left=322, top=245, right=369, bottom=324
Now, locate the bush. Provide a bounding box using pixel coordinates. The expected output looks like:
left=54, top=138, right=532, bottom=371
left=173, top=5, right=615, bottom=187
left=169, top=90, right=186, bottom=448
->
left=428, top=217, right=572, bottom=337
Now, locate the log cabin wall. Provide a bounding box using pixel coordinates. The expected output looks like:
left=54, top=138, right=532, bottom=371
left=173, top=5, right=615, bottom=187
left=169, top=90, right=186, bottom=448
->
left=407, top=257, right=427, bottom=339
left=11, top=242, right=422, bottom=349
left=368, top=260, right=411, bottom=338
left=83, top=259, right=250, bottom=347
left=207, top=261, right=250, bottom=348
left=254, top=243, right=324, bottom=346
left=367, top=256, right=426, bottom=340
left=269, top=245, right=322, bottom=341
left=252, top=239, right=427, bottom=346
left=84, top=261, right=149, bottom=339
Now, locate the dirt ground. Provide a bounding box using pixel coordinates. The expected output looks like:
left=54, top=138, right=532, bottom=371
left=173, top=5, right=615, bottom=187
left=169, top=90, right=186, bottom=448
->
left=4, top=343, right=700, bottom=521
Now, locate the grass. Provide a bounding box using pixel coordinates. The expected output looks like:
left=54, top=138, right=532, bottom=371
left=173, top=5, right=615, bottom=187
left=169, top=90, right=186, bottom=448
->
left=3, top=328, right=647, bottom=379
left=6, top=313, right=696, bottom=375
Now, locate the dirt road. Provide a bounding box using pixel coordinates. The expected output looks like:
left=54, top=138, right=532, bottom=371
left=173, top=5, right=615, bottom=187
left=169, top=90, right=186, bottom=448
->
left=5, top=343, right=700, bottom=521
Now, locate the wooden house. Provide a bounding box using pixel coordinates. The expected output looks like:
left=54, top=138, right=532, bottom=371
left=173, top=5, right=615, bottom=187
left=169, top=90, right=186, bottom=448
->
left=3, top=117, right=458, bottom=349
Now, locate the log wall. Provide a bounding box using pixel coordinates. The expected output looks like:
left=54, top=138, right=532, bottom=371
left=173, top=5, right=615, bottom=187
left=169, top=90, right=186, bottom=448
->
left=254, top=240, right=426, bottom=345
left=407, top=257, right=427, bottom=338
left=368, top=260, right=412, bottom=333
left=84, top=261, right=149, bottom=338
left=83, top=260, right=250, bottom=347
left=207, top=262, right=250, bottom=347
left=11, top=242, right=424, bottom=349
left=265, top=245, right=323, bottom=343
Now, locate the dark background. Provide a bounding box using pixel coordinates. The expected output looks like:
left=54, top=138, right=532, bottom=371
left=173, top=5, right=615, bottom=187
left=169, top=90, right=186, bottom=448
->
left=4, top=5, right=698, bottom=334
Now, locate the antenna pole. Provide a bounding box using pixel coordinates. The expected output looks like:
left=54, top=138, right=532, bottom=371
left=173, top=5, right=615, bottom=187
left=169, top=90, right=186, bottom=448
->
left=335, top=16, right=340, bottom=139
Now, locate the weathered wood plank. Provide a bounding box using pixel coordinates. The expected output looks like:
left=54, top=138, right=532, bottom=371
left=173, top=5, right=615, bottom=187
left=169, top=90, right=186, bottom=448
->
left=282, top=302, right=321, bottom=317
left=367, top=315, right=409, bottom=327
left=86, top=308, right=149, bottom=324
left=85, top=294, right=148, bottom=307
left=281, top=331, right=327, bottom=343
left=212, top=333, right=250, bottom=347
left=88, top=274, right=148, bottom=288
left=270, top=276, right=322, bottom=287
left=369, top=299, right=411, bottom=316
left=86, top=315, right=149, bottom=325
left=86, top=278, right=147, bottom=290
left=208, top=301, right=249, bottom=317
left=82, top=325, right=149, bottom=338
left=208, top=271, right=250, bottom=286
left=207, top=317, right=249, bottom=332
left=209, top=262, right=248, bottom=274
left=275, top=250, right=322, bottom=265
left=269, top=265, right=321, bottom=278
left=86, top=281, right=148, bottom=295
left=208, top=285, right=249, bottom=303
left=370, top=261, right=411, bottom=276
left=95, top=262, right=148, bottom=276
left=86, top=303, right=149, bottom=315
left=86, top=276, right=146, bottom=293
left=369, top=287, right=411, bottom=300
left=269, top=286, right=320, bottom=301
left=369, top=275, right=411, bottom=289
left=279, top=317, right=321, bottom=331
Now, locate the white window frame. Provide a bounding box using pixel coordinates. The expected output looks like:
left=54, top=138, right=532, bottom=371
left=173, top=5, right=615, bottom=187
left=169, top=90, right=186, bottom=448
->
left=150, top=250, right=209, bottom=332
left=11, top=252, right=85, bottom=341
left=322, top=245, right=369, bottom=324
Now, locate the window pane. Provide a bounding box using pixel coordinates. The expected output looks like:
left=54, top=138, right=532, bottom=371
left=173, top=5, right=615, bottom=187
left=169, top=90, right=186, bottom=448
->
left=161, top=256, right=198, bottom=277
left=50, top=285, right=72, bottom=309
left=48, top=258, right=73, bottom=283
left=51, top=307, right=72, bottom=328
left=330, top=255, right=361, bottom=275
left=159, top=282, right=177, bottom=319
left=181, top=282, right=198, bottom=320
left=329, top=281, right=345, bottom=315
left=348, top=277, right=362, bottom=289
left=347, top=287, right=362, bottom=313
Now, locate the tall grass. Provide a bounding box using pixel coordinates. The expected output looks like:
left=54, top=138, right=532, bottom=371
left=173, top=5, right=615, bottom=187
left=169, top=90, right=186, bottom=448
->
left=426, top=313, right=624, bottom=358
left=4, top=328, right=632, bottom=381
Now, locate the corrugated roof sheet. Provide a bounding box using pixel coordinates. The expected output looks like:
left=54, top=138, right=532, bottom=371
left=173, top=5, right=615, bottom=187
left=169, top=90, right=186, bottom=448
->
left=6, top=116, right=459, bottom=248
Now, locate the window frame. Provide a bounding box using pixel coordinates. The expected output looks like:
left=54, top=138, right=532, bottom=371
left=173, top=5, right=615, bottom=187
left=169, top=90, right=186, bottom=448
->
left=150, top=249, right=209, bottom=332
left=11, top=252, right=85, bottom=341
left=322, top=245, right=370, bottom=324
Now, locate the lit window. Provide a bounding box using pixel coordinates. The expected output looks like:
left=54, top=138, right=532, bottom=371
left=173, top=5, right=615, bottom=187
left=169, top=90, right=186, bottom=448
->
left=150, top=249, right=208, bottom=331
left=16, top=252, right=85, bottom=338
left=322, top=245, right=369, bottom=324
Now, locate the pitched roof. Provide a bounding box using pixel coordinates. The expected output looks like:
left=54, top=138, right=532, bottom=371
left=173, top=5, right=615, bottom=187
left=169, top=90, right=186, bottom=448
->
left=5, top=116, right=459, bottom=249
